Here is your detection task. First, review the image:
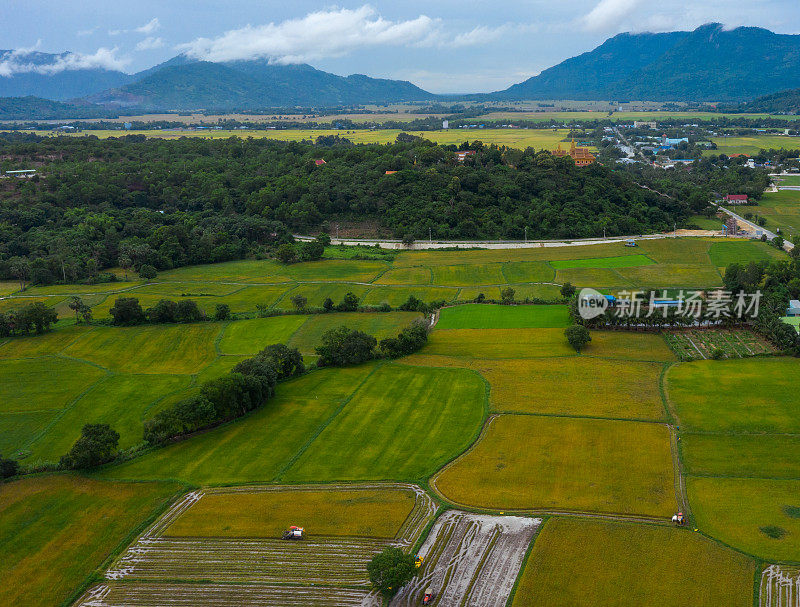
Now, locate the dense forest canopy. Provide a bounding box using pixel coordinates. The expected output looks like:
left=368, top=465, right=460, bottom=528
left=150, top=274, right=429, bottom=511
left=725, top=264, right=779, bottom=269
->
left=0, top=132, right=726, bottom=284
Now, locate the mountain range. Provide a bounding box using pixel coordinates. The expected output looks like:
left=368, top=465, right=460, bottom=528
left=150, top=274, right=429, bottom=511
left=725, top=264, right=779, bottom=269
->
left=499, top=23, right=800, bottom=102
left=2, top=23, right=800, bottom=114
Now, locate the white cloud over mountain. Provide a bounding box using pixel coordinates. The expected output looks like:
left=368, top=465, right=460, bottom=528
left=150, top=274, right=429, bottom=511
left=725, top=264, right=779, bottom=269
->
left=178, top=5, right=494, bottom=64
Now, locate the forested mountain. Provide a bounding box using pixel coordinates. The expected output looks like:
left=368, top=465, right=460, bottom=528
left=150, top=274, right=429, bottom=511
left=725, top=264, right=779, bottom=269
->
left=497, top=24, right=800, bottom=102
left=3, top=23, right=799, bottom=111
left=734, top=88, right=800, bottom=114
left=87, top=58, right=435, bottom=109
left=0, top=133, right=688, bottom=284
left=0, top=50, right=131, bottom=100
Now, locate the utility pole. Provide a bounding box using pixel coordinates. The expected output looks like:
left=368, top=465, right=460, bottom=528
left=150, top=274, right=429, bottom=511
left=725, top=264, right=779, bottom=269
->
left=603, top=227, right=606, bottom=239
left=524, top=226, right=528, bottom=242
left=429, top=227, right=432, bottom=243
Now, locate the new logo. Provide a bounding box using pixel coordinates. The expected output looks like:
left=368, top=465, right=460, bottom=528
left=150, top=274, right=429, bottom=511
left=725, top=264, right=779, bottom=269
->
left=578, top=288, right=609, bottom=320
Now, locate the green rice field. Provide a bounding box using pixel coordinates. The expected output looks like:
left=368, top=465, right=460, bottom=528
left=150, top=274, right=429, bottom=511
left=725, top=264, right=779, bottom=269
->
left=2, top=237, right=795, bottom=606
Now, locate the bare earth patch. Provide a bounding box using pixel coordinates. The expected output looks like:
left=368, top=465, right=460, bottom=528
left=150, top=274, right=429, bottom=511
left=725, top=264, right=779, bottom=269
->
left=75, top=484, right=435, bottom=607
left=391, top=510, right=540, bottom=607
left=761, top=565, right=800, bottom=607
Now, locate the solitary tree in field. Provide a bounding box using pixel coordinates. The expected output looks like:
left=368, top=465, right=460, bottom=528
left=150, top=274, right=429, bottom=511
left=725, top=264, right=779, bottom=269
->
left=367, top=547, right=417, bottom=599
left=291, top=294, right=308, bottom=311
left=9, top=256, right=31, bottom=291
left=214, top=303, right=231, bottom=321
left=565, top=324, right=591, bottom=353
left=138, top=264, right=157, bottom=280
left=500, top=287, right=515, bottom=304
left=338, top=292, right=360, bottom=312
left=560, top=282, right=576, bottom=299
left=118, top=254, right=132, bottom=281
left=68, top=296, right=93, bottom=324
left=0, top=454, right=19, bottom=479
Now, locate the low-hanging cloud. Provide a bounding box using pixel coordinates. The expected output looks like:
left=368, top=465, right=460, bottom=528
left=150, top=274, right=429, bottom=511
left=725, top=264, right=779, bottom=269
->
left=136, top=18, right=161, bottom=35
left=135, top=36, right=165, bottom=51
left=0, top=46, right=129, bottom=77
left=581, top=0, right=643, bottom=32
left=179, top=5, right=441, bottom=64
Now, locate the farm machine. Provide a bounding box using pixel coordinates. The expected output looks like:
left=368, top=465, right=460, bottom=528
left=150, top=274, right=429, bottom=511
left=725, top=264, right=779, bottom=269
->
left=281, top=526, right=305, bottom=540
left=423, top=588, right=434, bottom=604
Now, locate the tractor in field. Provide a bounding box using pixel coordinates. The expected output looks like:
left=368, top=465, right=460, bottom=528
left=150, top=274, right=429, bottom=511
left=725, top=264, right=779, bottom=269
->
left=671, top=512, right=686, bottom=526
left=415, top=555, right=423, bottom=568
left=423, top=588, right=434, bottom=604
left=282, top=525, right=305, bottom=540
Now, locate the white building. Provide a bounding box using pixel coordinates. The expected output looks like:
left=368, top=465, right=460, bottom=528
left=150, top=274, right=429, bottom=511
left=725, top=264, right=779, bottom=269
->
left=442, top=120, right=449, bottom=130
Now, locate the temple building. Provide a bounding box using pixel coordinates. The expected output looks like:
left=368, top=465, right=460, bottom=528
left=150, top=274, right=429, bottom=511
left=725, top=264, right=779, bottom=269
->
left=552, top=139, right=596, bottom=167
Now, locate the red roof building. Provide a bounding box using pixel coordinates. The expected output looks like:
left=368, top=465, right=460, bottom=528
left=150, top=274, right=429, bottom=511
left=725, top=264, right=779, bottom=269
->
left=455, top=150, right=476, bottom=162
left=314, top=159, right=327, bottom=166
left=724, top=194, right=749, bottom=204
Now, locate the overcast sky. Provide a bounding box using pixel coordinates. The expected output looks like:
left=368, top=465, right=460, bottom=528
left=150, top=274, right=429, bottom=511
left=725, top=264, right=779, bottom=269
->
left=3, top=0, right=800, bottom=93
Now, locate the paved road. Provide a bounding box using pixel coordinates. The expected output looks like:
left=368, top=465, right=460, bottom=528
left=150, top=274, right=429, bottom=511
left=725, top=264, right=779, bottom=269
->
left=294, top=231, right=715, bottom=251
left=713, top=203, right=795, bottom=252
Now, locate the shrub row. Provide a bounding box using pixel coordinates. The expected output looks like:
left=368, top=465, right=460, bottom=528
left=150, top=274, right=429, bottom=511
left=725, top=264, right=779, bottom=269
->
left=143, top=343, right=304, bottom=445
left=315, top=319, right=430, bottom=367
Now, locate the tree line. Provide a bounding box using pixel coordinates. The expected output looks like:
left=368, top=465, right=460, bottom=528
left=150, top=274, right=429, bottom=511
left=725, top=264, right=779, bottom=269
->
left=0, top=132, right=692, bottom=286
left=570, top=253, right=800, bottom=353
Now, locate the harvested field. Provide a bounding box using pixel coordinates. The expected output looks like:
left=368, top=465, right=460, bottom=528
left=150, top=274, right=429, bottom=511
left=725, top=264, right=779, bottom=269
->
left=391, top=511, right=540, bottom=607
left=77, top=583, right=379, bottom=607
left=77, top=484, right=435, bottom=607
left=761, top=565, right=800, bottom=607
left=663, top=328, right=778, bottom=361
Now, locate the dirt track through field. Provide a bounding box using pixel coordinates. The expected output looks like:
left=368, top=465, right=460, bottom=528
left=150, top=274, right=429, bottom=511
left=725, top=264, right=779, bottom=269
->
left=761, top=565, right=800, bottom=607
left=391, top=511, right=540, bottom=607
left=76, top=483, right=433, bottom=607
